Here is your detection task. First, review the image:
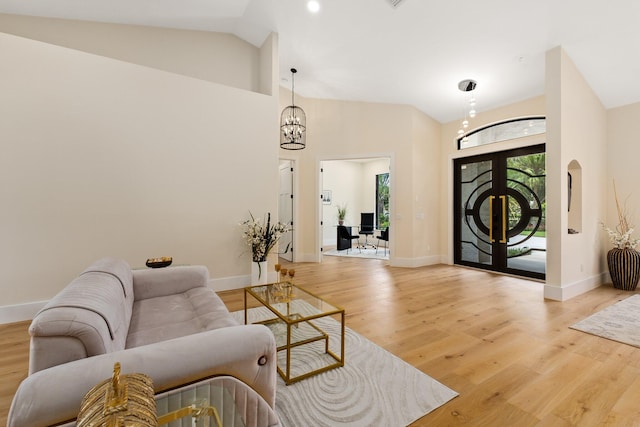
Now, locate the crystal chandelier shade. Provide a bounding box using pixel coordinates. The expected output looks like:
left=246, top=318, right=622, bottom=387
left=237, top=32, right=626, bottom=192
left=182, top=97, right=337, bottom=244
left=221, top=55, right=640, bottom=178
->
left=280, top=68, right=307, bottom=150
left=457, top=79, right=477, bottom=144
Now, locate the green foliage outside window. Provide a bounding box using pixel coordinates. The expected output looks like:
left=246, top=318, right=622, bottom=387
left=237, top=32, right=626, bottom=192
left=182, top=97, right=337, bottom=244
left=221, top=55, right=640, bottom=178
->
left=376, top=173, right=390, bottom=229
left=506, top=153, right=546, bottom=235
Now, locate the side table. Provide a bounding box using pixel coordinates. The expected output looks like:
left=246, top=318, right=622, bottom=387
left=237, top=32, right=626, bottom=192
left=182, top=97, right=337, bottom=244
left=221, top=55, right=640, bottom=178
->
left=244, top=283, right=345, bottom=385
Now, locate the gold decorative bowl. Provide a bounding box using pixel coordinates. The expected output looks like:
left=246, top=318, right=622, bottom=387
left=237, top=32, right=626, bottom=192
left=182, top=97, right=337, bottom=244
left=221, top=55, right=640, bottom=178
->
left=145, top=256, right=172, bottom=268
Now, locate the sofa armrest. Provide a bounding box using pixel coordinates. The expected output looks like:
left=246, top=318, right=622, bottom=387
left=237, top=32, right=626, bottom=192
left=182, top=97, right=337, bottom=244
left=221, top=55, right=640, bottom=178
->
left=132, top=265, right=210, bottom=300
left=8, top=325, right=277, bottom=427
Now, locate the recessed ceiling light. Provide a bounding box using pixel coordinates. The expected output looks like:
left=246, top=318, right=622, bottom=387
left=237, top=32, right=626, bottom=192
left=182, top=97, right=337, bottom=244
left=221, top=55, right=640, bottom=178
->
left=307, top=1, right=320, bottom=13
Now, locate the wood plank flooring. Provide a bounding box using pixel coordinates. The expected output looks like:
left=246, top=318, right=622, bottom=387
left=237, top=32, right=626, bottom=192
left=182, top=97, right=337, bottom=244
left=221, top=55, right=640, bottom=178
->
left=2, top=256, right=639, bottom=426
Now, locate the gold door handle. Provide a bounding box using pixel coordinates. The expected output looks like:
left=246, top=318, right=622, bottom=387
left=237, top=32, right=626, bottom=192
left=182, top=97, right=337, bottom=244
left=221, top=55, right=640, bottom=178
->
left=489, top=195, right=495, bottom=243
left=499, top=195, right=507, bottom=243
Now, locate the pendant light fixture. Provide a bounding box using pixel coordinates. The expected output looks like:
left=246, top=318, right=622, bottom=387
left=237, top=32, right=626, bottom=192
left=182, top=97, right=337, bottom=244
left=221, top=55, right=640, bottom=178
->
left=457, top=79, right=477, bottom=144
left=280, top=68, right=307, bottom=150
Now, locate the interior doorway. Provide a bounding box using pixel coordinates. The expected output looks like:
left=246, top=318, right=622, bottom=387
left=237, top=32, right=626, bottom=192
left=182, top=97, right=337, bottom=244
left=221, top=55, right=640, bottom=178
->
left=453, top=144, right=546, bottom=279
left=320, top=157, right=391, bottom=260
left=279, top=160, right=294, bottom=262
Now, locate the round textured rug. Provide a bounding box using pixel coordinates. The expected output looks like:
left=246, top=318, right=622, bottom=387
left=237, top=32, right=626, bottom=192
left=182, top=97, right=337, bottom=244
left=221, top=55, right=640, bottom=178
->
left=232, top=308, right=457, bottom=426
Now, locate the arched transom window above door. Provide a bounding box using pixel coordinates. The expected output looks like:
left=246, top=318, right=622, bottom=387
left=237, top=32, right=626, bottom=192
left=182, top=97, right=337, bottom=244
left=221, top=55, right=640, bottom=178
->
left=458, top=117, right=546, bottom=150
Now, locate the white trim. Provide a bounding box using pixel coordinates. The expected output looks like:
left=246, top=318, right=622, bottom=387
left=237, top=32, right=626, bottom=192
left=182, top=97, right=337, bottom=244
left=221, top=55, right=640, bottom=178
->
left=0, top=300, right=47, bottom=324
left=543, top=272, right=607, bottom=301
left=278, top=157, right=297, bottom=263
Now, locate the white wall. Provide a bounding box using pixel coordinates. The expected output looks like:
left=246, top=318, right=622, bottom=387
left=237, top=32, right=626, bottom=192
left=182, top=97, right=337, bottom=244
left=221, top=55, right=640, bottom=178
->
left=0, top=28, right=278, bottom=317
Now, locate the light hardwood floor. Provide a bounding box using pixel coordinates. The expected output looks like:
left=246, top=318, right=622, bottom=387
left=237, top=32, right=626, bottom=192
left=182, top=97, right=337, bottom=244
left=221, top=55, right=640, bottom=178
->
left=2, top=256, right=640, bottom=426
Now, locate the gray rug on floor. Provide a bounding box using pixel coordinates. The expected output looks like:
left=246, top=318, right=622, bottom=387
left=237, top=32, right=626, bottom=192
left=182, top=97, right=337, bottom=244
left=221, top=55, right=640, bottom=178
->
left=232, top=308, right=457, bottom=426
left=570, top=294, right=640, bottom=347
left=324, top=247, right=389, bottom=260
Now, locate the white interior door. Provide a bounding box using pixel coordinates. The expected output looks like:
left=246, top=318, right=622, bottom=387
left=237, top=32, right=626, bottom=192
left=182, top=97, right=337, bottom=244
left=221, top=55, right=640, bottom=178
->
left=279, top=161, right=293, bottom=261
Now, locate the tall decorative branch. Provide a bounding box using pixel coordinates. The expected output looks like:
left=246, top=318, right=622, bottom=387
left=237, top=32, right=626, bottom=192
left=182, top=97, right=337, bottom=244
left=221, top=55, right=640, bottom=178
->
left=602, top=180, right=640, bottom=250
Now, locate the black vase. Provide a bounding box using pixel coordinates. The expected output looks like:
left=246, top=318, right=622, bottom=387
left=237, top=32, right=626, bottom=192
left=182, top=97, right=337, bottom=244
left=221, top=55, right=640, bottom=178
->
left=607, top=248, right=640, bottom=291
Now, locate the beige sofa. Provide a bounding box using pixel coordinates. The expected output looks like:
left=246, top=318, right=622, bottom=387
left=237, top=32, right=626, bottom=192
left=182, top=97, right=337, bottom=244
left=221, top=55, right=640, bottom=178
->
left=8, top=258, right=278, bottom=427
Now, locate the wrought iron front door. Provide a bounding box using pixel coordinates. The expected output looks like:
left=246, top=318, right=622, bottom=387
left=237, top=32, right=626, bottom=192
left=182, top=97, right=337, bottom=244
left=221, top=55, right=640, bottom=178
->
left=454, top=144, right=546, bottom=279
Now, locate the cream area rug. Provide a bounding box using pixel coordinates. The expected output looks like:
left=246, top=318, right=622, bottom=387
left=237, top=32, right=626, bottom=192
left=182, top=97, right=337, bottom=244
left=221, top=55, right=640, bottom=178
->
left=570, top=294, right=640, bottom=347
left=232, top=308, right=457, bottom=426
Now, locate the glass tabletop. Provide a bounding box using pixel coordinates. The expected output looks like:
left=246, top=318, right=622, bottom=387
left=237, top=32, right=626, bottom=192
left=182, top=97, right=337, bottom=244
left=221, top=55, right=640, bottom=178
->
left=245, top=283, right=343, bottom=322
left=155, top=377, right=245, bottom=427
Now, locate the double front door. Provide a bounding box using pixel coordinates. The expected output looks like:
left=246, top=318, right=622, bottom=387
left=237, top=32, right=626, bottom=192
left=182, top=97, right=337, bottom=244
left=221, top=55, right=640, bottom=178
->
left=454, top=144, right=546, bottom=279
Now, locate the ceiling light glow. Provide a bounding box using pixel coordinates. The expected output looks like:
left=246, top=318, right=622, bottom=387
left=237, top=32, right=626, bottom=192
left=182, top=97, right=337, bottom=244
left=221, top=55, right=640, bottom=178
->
left=307, top=1, right=320, bottom=13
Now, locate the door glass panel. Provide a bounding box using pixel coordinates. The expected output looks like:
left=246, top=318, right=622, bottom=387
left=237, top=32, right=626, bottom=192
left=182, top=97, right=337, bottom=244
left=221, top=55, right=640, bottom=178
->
left=505, top=153, right=546, bottom=275
left=455, top=145, right=545, bottom=279
left=459, top=160, right=493, bottom=265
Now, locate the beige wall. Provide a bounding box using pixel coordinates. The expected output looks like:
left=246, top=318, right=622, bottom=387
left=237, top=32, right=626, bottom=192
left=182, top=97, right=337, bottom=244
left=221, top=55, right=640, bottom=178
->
left=0, top=28, right=278, bottom=313
left=1, top=19, right=624, bottom=320
left=0, top=13, right=263, bottom=94
left=279, top=91, right=442, bottom=266
left=607, top=102, right=640, bottom=259
left=411, top=108, right=442, bottom=263
left=439, top=49, right=608, bottom=301
left=545, top=47, right=607, bottom=300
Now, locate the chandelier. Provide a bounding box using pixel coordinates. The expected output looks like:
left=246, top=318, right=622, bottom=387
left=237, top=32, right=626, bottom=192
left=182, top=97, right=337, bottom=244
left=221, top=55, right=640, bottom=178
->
left=457, top=79, right=477, bottom=144
left=280, top=68, right=307, bottom=150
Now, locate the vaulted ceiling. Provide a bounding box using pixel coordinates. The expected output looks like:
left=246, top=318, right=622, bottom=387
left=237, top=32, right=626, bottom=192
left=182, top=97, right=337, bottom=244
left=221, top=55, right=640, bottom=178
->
left=1, top=0, right=638, bottom=123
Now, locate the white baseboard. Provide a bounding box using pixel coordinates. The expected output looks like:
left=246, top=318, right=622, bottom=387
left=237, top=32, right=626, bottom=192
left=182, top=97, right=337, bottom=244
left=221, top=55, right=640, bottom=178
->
left=544, top=272, right=607, bottom=301
left=0, top=300, right=47, bottom=324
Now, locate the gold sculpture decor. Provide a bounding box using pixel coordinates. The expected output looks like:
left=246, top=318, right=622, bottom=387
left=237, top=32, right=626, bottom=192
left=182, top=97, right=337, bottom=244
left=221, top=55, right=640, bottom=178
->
left=77, top=362, right=222, bottom=426
left=77, top=362, right=157, bottom=427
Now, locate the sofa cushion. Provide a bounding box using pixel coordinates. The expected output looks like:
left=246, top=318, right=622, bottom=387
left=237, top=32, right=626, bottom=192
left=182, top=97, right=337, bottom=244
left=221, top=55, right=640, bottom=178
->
left=132, top=265, right=210, bottom=300
left=125, top=287, right=238, bottom=348
left=30, top=258, right=134, bottom=365
left=35, top=273, right=128, bottom=339
left=82, top=257, right=134, bottom=299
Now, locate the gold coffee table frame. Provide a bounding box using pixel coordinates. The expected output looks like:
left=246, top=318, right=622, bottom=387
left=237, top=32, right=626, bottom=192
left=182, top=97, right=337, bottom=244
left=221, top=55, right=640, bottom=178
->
left=244, top=282, right=345, bottom=385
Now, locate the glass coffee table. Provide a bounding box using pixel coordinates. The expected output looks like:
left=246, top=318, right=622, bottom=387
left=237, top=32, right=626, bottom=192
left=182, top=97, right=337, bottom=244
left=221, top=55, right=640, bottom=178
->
left=244, top=282, right=345, bottom=385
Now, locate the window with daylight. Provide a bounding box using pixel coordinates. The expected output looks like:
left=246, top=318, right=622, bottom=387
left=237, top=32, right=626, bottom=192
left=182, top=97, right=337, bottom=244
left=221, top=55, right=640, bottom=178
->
left=458, top=117, right=546, bottom=150
left=376, top=173, right=390, bottom=229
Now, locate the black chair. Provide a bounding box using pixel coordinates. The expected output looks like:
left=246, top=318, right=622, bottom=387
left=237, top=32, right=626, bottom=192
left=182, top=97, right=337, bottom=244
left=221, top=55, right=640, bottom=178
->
left=337, top=225, right=361, bottom=253
left=359, top=213, right=375, bottom=248
left=376, top=227, right=389, bottom=255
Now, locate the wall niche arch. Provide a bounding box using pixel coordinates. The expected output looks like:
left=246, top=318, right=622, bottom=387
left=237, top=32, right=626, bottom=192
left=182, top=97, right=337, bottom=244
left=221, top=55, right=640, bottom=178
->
left=567, top=159, right=582, bottom=233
